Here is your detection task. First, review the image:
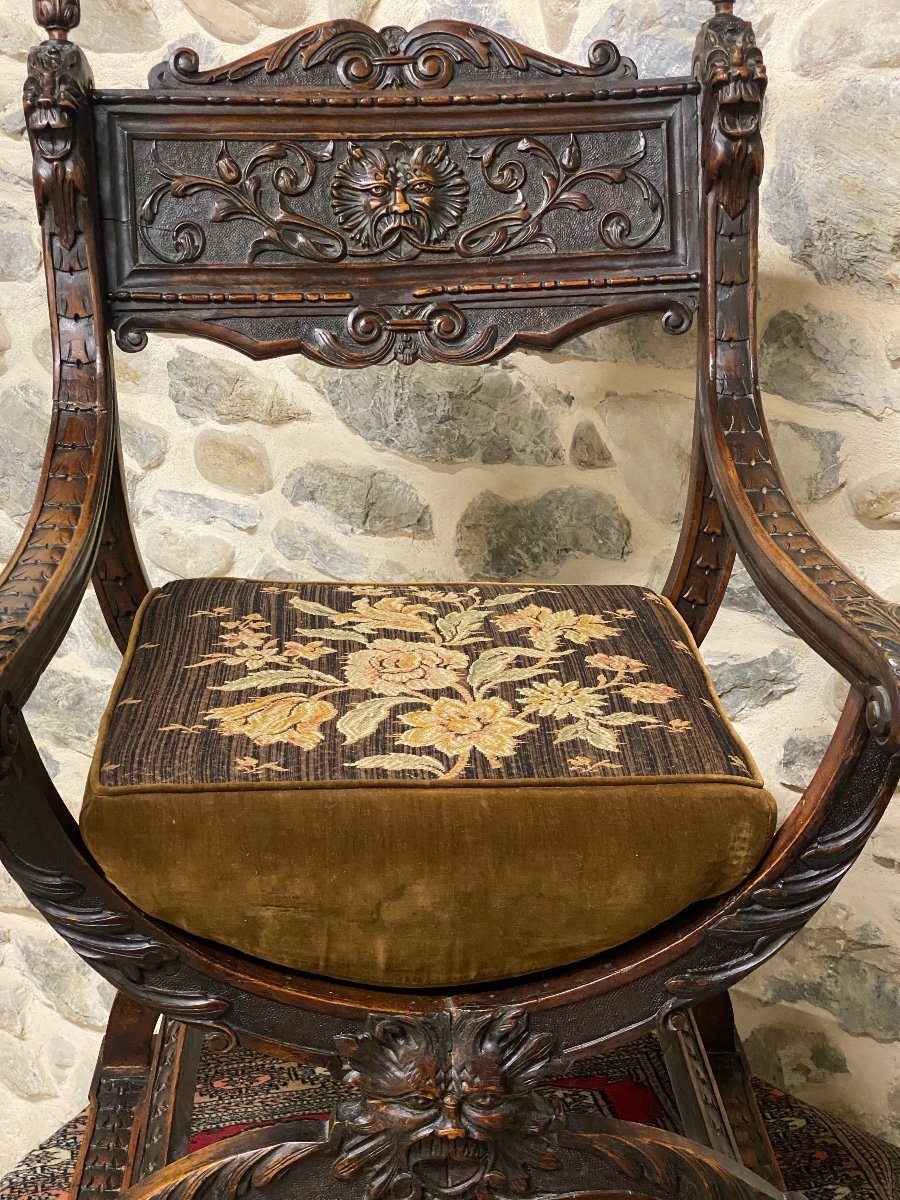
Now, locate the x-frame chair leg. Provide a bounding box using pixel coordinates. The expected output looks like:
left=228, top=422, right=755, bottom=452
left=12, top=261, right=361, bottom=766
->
left=75, top=992, right=806, bottom=1200
left=70, top=995, right=204, bottom=1198
left=660, top=993, right=785, bottom=1191
left=133, top=1017, right=205, bottom=1180
left=70, top=992, right=159, bottom=1200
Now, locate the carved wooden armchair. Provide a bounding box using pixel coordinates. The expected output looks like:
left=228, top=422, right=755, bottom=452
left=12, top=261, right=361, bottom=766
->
left=4, top=0, right=899, bottom=1195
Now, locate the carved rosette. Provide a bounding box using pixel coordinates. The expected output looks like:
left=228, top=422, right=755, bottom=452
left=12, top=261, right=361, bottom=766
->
left=333, top=1010, right=562, bottom=1200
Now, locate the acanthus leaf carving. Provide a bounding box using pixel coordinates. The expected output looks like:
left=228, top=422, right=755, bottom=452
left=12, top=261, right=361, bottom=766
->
left=0, top=833, right=230, bottom=1024
left=150, top=20, right=636, bottom=91
left=661, top=735, right=896, bottom=1016
left=333, top=1009, right=561, bottom=1200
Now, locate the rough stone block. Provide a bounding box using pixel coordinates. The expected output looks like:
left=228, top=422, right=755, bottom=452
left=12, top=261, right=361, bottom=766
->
left=456, top=487, right=631, bottom=578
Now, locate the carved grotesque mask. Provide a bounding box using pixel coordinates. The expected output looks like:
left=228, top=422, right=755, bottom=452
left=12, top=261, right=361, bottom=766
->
left=23, top=42, right=85, bottom=161
left=701, top=16, right=767, bottom=139
left=334, top=1011, right=561, bottom=1200
left=331, top=142, right=469, bottom=260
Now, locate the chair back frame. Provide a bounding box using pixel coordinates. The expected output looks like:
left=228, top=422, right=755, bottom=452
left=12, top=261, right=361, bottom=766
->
left=1, top=0, right=898, bottom=1130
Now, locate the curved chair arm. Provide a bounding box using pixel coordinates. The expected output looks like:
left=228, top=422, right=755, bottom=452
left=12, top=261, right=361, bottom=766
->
left=0, top=29, right=116, bottom=706
left=695, top=7, right=900, bottom=751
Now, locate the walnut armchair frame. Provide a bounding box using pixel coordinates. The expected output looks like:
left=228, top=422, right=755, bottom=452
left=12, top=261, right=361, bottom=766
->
left=2, top=1, right=898, bottom=1197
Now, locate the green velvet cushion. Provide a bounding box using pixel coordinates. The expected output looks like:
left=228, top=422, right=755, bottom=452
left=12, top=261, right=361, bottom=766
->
left=81, top=579, right=776, bottom=987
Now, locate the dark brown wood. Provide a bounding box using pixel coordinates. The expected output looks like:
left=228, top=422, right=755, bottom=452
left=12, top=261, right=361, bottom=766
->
left=148, top=21, right=637, bottom=91
left=691, top=6, right=900, bottom=749
left=92, top=438, right=150, bottom=651
left=69, top=991, right=158, bottom=1200
left=692, top=995, right=785, bottom=1190
left=0, top=15, right=115, bottom=707
left=114, top=1112, right=799, bottom=1200
left=334, top=1009, right=561, bottom=1200
left=34, top=0, right=81, bottom=36
left=92, top=21, right=701, bottom=366
left=663, top=417, right=734, bottom=643
left=659, top=1009, right=741, bottom=1164
left=135, top=1019, right=204, bottom=1179
left=1, top=2, right=893, bottom=1196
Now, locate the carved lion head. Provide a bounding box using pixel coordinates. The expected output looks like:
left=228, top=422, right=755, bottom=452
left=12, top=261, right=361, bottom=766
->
left=331, top=141, right=469, bottom=260
left=333, top=1010, right=561, bottom=1200
left=23, top=41, right=87, bottom=162
left=699, top=15, right=767, bottom=139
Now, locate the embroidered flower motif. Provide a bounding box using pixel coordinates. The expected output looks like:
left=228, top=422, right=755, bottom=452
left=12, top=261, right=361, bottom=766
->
left=234, top=755, right=289, bottom=775
left=495, top=605, right=619, bottom=652
left=173, top=587, right=740, bottom=782
left=281, top=640, right=335, bottom=662
left=337, top=596, right=438, bottom=635
left=344, top=640, right=469, bottom=696
left=206, top=695, right=338, bottom=749
left=585, top=653, right=647, bottom=675
left=618, top=682, right=681, bottom=705
left=191, top=613, right=284, bottom=670
left=568, top=754, right=622, bottom=775
left=399, top=697, right=534, bottom=762
left=412, top=589, right=471, bottom=603
left=517, top=679, right=607, bottom=719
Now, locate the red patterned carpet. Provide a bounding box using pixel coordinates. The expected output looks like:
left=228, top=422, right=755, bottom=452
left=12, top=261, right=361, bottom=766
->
left=2, top=1034, right=898, bottom=1199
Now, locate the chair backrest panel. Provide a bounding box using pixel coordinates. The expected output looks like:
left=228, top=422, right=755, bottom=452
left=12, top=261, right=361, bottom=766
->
left=93, top=20, right=701, bottom=366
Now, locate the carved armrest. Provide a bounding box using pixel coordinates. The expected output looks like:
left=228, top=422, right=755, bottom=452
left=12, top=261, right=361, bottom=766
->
left=0, top=29, right=114, bottom=706
left=695, top=5, right=900, bottom=750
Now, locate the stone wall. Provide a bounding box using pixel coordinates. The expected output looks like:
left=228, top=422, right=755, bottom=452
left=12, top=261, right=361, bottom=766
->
left=0, top=0, right=898, bottom=1176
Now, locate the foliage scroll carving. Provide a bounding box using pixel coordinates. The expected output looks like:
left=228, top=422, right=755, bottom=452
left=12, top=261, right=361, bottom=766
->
left=136, top=133, right=667, bottom=269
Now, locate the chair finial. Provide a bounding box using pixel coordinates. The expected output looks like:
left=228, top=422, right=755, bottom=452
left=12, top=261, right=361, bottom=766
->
left=33, top=0, right=81, bottom=39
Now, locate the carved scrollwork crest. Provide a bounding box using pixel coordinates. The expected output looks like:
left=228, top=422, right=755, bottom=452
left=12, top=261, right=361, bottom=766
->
left=151, top=20, right=636, bottom=91
left=333, top=1009, right=561, bottom=1200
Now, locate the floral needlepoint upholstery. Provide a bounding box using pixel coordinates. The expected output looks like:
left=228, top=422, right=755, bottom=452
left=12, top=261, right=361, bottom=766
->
left=81, top=579, right=777, bottom=988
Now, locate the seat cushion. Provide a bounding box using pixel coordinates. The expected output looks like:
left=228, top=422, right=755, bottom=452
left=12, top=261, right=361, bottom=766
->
left=82, top=579, right=776, bottom=988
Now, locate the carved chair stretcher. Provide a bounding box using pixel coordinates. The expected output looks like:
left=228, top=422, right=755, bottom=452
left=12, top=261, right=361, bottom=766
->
left=2, top=0, right=899, bottom=1197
